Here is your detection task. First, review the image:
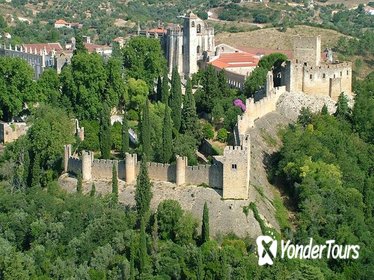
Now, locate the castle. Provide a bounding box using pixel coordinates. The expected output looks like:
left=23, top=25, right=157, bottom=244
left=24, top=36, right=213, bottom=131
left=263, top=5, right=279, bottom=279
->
left=62, top=15, right=352, bottom=201
left=280, top=36, right=352, bottom=101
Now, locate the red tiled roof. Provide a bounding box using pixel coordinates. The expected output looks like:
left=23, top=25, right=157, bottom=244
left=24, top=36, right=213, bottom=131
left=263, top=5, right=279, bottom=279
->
left=55, top=19, right=68, bottom=25
left=22, top=43, right=63, bottom=53
left=210, top=52, right=259, bottom=69
left=147, top=28, right=166, bottom=34
left=84, top=43, right=111, bottom=53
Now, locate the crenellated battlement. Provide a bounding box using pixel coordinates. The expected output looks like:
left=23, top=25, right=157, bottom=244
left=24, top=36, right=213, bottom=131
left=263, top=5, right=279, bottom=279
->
left=186, top=165, right=211, bottom=171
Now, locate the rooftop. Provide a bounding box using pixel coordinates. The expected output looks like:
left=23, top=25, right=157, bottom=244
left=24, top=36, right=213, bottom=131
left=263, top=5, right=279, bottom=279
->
left=22, top=43, right=63, bottom=53
left=210, top=52, right=259, bottom=69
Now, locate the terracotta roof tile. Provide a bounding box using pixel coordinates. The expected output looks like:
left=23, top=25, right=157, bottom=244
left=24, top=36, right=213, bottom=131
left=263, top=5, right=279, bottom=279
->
left=209, top=52, right=259, bottom=69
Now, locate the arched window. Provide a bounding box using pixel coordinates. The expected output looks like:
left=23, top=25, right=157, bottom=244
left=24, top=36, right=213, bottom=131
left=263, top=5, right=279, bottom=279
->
left=197, top=45, right=201, bottom=54
left=191, top=21, right=195, bottom=27
left=197, top=24, right=201, bottom=33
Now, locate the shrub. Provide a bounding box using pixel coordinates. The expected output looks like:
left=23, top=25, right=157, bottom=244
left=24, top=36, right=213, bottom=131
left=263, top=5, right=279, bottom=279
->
left=216, top=128, right=228, bottom=143
left=202, top=123, right=214, bottom=139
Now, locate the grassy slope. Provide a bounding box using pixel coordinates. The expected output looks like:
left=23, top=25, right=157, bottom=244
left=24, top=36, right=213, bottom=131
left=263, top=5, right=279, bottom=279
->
left=215, top=25, right=348, bottom=51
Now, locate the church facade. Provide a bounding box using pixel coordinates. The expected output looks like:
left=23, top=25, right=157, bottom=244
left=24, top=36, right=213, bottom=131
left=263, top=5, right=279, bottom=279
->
left=165, top=12, right=215, bottom=78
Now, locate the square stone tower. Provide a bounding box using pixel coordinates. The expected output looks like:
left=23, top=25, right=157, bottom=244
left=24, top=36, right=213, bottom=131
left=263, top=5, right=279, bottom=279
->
left=293, top=35, right=321, bottom=66
left=222, top=135, right=250, bottom=200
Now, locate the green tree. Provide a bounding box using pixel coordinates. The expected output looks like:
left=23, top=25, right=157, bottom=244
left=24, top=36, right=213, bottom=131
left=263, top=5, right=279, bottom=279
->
left=31, top=154, right=41, bottom=188
left=135, top=160, right=153, bottom=222
left=199, top=65, right=219, bottom=113
left=201, top=202, right=209, bottom=243
left=37, top=69, right=60, bottom=106
left=73, top=32, right=88, bottom=55
left=297, top=107, right=313, bottom=127
left=181, top=78, right=200, bottom=139
left=161, top=105, right=173, bottom=163
left=127, top=78, right=149, bottom=112
left=217, top=69, right=229, bottom=97
left=216, top=128, right=228, bottom=143
left=60, top=53, right=107, bottom=119
left=321, top=104, right=329, bottom=115
left=335, top=93, right=350, bottom=118
left=170, top=67, right=182, bottom=131
left=0, top=57, right=36, bottom=121
left=90, top=183, right=96, bottom=197
left=27, top=105, right=74, bottom=177
left=122, top=37, right=166, bottom=87
left=156, top=75, right=162, bottom=102
left=157, top=200, right=184, bottom=241
left=258, top=53, right=287, bottom=70
left=121, top=112, right=129, bottom=157
left=77, top=173, right=83, bottom=194
left=112, top=164, right=118, bottom=203
left=352, top=73, right=374, bottom=143
left=244, top=67, right=268, bottom=97
left=99, top=103, right=112, bottom=159
left=161, top=72, right=169, bottom=104
left=140, top=99, right=151, bottom=160
left=139, top=219, right=148, bottom=274
left=173, top=134, right=198, bottom=165
left=105, top=57, right=127, bottom=108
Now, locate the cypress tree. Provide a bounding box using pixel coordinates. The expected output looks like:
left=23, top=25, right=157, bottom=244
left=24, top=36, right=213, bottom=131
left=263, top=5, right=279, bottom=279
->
left=218, top=69, right=229, bottom=98
left=99, top=103, right=112, bottom=159
left=130, top=238, right=135, bottom=280
left=31, top=154, right=41, bottom=188
left=112, top=164, right=118, bottom=203
left=170, top=67, right=182, bottom=131
left=201, top=201, right=210, bottom=243
left=161, top=72, right=169, bottom=104
left=135, top=160, right=153, bottom=222
left=156, top=75, right=162, bottom=102
left=90, top=183, right=96, bottom=197
left=321, top=104, right=329, bottom=115
left=201, top=65, right=219, bottom=113
left=140, top=99, right=151, bottom=160
left=335, top=93, right=350, bottom=118
left=181, top=78, right=199, bottom=136
left=76, top=172, right=83, bottom=194
left=121, top=111, right=129, bottom=157
left=161, top=105, right=173, bottom=163
left=151, top=215, right=158, bottom=255
left=139, top=218, right=148, bottom=273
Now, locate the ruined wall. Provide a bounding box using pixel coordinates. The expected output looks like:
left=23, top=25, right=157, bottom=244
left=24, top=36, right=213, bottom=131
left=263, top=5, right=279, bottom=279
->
left=0, top=122, right=29, bottom=144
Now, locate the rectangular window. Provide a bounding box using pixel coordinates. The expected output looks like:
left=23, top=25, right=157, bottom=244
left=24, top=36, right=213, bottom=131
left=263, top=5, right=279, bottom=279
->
left=232, top=164, right=237, bottom=170
left=323, top=73, right=326, bottom=78
left=310, top=74, right=313, bottom=79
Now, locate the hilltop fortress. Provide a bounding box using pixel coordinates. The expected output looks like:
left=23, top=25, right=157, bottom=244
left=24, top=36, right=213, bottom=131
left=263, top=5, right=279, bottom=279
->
left=63, top=15, right=353, bottom=201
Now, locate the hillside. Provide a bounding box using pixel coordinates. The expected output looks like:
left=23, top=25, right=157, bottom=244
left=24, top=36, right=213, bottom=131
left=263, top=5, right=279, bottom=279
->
left=215, top=25, right=348, bottom=51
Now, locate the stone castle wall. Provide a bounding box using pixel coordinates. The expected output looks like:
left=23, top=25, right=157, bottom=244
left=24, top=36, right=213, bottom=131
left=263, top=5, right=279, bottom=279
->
left=236, top=75, right=286, bottom=142
left=64, top=139, right=248, bottom=199
left=0, top=122, right=29, bottom=144
left=147, top=162, right=176, bottom=182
